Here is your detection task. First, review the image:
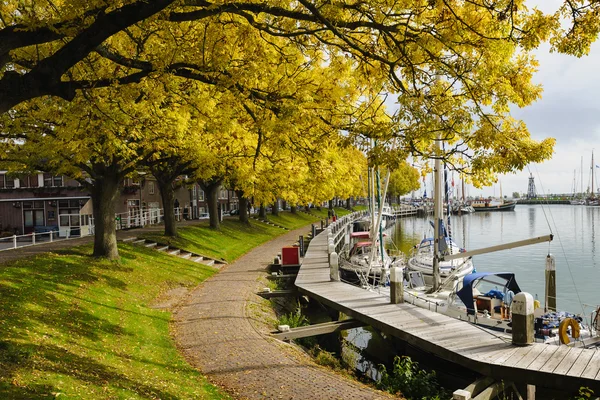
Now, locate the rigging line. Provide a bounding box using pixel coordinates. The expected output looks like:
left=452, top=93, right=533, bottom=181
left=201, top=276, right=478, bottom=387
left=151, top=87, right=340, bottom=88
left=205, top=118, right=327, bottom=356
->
left=531, top=165, right=588, bottom=322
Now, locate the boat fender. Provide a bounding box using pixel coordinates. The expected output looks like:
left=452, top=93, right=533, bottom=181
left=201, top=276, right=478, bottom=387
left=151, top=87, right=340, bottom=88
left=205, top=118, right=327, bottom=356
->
left=533, top=299, right=541, bottom=310
left=558, top=318, right=580, bottom=345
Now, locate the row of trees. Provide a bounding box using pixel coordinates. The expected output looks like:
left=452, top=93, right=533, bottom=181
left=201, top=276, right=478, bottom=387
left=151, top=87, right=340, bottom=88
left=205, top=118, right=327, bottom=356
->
left=2, top=1, right=596, bottom=258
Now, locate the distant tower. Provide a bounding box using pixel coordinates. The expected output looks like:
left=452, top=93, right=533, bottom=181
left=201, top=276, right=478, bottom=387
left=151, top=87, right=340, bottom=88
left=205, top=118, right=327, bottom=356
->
left=527, top=173, right=537, bottom=199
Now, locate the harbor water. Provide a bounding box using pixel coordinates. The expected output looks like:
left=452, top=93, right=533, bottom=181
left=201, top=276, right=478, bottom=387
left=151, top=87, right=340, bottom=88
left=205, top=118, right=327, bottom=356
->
left=389, top=204, right=600, bottom=317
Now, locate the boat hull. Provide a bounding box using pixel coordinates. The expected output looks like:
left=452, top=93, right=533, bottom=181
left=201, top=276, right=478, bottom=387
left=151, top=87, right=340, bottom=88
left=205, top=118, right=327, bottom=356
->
left=472, top=202, right=516, bottom=212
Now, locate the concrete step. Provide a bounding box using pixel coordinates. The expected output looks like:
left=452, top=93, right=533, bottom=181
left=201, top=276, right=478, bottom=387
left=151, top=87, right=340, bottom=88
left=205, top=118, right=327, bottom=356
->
left=179, top=252, right=192, bottom=260
left=200, top=259, right=215, bottom=267
left=145, top=242, right=157, bottom=248
left=156, top=246, right=169, bottom=252
left=122, top=237, right=137, bottom=243
left=168, top=249, right=181, bottom=256
left=191, top=256, right=204, bottom=263
left=132, top=239, right=146, bottom=245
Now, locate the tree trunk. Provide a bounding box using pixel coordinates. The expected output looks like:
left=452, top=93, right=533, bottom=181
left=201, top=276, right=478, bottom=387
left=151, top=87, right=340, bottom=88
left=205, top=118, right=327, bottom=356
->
left=199, top=177, right=223, bottom=230
left=236, top=190, right=249, bottom=224
left=90, top=166, right=121, bottom=259
left=272, top=202, right=279, bottom=216
left=305, top=205, right=310, bottom=212
left=157, top=179, right=177, bottom=237
left=259, top=204, right=267, bottom=219
left=290, top=205, right=297, bottom=214
left=346, top=198, right=351, bottom=209
left=205, top=184, right=220, bottom=229
left=328, top=199, right=334, bottom=210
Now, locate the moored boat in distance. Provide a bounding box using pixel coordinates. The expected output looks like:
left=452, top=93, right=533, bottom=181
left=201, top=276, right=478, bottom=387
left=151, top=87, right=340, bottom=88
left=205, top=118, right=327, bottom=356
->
left=471, top=197, right=516, bottom=211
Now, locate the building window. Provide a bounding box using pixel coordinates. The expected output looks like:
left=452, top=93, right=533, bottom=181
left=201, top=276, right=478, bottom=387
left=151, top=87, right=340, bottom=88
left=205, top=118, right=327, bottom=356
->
left=148, top=181, right=155, bottom=195
left=199, top=190, right=205, bottom=202
left=44, top=174, right=63, bottom=187
left=2, top=175, right=15, bottom=189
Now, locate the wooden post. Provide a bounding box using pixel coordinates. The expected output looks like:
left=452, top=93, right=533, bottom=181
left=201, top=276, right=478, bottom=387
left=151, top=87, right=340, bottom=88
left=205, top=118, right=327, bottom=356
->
left=390, top=267, right=404, bottom=304
left=545, top=254, right=556, bottom=312
left=311, top=224, right=316, bottom=238
left=512, top=292, right=534, bottom=346
left=330, top=252, right=339, bottom=281
left=452, top=389, right=471, bottom=400
left=299, top=235, right=304, bottom=257
left=526, top=384, right=535, bottom=400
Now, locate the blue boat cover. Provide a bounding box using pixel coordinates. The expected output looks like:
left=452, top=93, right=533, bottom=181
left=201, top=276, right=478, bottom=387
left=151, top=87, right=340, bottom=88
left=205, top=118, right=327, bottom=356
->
left=456, top=272, right=521, bottom=315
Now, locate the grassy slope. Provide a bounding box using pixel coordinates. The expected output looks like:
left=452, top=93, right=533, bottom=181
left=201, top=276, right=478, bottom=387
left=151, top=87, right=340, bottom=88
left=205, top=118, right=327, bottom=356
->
left=0, top=210, right=344, bottom=399
left=0, top=244, right=228, bottom=399
left=141, top=211, right=338, bottom=262
left=141, top=219, right=291, bottom=262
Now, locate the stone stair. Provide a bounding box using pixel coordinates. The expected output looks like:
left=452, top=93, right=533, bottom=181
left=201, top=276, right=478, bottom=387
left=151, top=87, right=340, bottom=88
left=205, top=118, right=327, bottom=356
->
left=122, top=237, right=225, bottom=268
left=249, top=216, right=289, bottom=230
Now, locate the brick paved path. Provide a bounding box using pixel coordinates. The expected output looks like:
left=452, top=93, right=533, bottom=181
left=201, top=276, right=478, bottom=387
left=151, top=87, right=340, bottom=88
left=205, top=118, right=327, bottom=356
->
left=173, top=227, right=393, bottom=400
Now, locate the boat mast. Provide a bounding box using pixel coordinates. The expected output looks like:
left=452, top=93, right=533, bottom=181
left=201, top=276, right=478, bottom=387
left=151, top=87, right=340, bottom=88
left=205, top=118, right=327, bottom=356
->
left=433, top=134, right=442, bottom=291
left=592, top=151, right=595, bottom=199
left=581, top=156, right=584, bottom=199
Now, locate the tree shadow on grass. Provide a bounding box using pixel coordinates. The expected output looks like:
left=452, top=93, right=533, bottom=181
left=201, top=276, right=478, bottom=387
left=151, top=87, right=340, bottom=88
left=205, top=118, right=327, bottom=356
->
left=0, top=341, right=187, bottom=399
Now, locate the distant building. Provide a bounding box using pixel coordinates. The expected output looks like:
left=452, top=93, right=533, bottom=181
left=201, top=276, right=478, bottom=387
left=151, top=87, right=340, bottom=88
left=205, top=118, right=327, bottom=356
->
left=0, top=171, right=239, bottom=235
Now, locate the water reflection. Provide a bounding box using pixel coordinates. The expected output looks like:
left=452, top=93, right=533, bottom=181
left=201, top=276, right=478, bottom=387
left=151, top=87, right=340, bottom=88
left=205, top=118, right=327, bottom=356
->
left=528, top=206, right=535, bottom=237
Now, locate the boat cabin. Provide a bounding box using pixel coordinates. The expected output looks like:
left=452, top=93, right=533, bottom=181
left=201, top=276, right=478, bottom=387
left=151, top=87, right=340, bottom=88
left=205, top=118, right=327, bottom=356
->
left=456, top=272, right=521, bottom=318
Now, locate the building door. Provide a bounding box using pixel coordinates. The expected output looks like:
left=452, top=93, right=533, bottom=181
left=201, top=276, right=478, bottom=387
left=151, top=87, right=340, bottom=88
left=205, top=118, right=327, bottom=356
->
left=23, top=209, right=44, bottom=234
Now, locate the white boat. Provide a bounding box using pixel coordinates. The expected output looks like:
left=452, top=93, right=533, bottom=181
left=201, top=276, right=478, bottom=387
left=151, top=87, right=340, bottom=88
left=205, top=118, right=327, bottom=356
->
left=407, top=236, right=474, bottom=283
left=339, top=231, right=403, bottom=286
left=339, top=161, right=401, bottom=288
left=407, top=157, right=474, bottom=283
left=398, top=269, right=599, bottom=347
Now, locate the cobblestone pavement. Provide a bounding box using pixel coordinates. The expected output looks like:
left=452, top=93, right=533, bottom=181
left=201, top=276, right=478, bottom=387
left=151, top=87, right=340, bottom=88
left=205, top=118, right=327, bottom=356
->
left=173, top=226, right=394, bottom=400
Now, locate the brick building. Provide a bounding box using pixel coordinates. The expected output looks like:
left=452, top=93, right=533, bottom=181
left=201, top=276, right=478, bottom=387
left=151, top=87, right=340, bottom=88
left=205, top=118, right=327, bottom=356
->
left=0, top=171, right=239, bottom=235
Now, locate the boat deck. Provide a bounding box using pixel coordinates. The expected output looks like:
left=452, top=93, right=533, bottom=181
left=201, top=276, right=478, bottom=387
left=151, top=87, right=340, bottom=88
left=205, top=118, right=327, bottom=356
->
left=295, top=223, right=600, bottom=392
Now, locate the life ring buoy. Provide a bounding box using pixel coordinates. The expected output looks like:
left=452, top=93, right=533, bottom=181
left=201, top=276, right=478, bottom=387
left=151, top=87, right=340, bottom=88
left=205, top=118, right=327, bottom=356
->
left=558, top=317, right=581, bottom=345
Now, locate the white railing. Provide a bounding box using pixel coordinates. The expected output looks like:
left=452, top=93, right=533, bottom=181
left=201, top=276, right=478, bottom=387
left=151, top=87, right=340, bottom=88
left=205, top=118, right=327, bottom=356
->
left=0, top=207, right=176, bottom=252
left=0, top=230, right=69, bottom=252
left=114, top=208, right=165, bottom=230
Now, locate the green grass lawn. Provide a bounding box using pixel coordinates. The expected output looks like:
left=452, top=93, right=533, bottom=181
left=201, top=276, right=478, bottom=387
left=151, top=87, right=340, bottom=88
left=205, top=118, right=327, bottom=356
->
left=262, top=211, right=320, bottom=230
left=141, top=219, right=292, bottom=262
left=0, top=244, right=229, bottom=399
left=304, top=206, right=352, bottom=219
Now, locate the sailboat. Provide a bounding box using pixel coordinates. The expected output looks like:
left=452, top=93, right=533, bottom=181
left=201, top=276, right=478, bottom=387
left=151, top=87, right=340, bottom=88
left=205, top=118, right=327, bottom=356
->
left=339, top=164, right=403, bottom=287
left=587, top=151, right=599, bottom=206
left=394, top=147, right=597, bottom=345
left=570, top=163, right=586, bottom=205
left=471, top=182, right=516, bottom=211
left=406, top=145, right=475, bottom=288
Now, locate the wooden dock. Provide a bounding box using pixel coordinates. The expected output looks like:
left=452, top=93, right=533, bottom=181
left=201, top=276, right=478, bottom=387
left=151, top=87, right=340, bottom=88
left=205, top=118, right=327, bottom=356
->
left=295, top=215, right=600, bottom=393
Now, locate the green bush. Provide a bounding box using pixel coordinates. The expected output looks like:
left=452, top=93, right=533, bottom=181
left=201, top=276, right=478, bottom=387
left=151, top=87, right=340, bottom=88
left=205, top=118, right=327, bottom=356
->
left=377, top=356, right=448, bottom=400
left=311, top=346, right=343, bottom=370
left=277, top=307, right=308, bottom=329
left=571, top=387, right=595, bottom=400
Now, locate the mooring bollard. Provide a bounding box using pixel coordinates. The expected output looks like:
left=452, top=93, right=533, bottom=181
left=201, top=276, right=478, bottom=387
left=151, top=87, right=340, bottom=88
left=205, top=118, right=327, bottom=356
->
left=390, top=267, right=404, bottom=304
left=512, top=292, right=534, bottom=346
left=330, top=252, right=339, bottom=281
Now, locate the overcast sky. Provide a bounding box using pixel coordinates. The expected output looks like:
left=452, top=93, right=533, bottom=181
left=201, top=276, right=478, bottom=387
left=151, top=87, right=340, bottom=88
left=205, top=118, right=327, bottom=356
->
left=473, top=0, right=600, bottom=197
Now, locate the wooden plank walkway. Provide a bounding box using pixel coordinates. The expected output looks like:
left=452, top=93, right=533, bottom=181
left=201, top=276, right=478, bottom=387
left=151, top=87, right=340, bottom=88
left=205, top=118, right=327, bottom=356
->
left=295, top=218, right=600, bottom=392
